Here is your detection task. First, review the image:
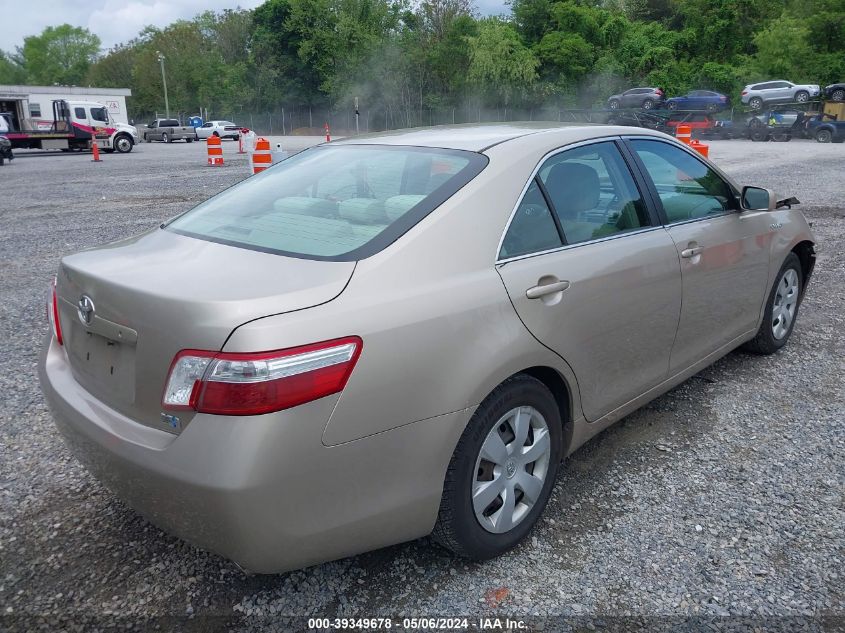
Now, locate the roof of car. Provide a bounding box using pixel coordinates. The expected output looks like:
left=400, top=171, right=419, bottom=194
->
left=333, top=122, right=666, bottom=152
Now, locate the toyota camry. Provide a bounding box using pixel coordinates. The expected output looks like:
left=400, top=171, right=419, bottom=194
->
left=39, top=124, right=816, bottom=573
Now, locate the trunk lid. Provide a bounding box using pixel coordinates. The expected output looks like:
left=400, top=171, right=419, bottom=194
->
left=56, top=228, right=354, bottom=433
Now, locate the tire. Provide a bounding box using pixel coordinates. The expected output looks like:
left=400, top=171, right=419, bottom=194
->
left=642, top=99, right=654, bottom=110
left=114, top=134, right=133, bottom=153
left=162, top=132, right=170, bottom=143
left=432, top=374, right=562, bottom=560
left=832, top=89, right=845, bottom=102
left=667, top=101, right=678, bottom=111
left=751, top=129, right=770, bottom=142
left=815, top=129, right=833, bottom=143
left=0, top=155, right=4, bottom=166
left=608, top=100, right=620, bottom=110
left=706, top=103, right=718, bottom=112
left=186, top=137, right=193, bottom=143
left=794, top=90, right=809, bottom=104
left=742, top=253, right=802, bottom=355
left=749, top=97, right=763, bottom=110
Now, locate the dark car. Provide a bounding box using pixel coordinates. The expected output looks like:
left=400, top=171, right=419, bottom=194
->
left=607, top=87, right=665, bottom=110
left=665, top=90, right=730, bottom=112
left=823, top=83, right=845, bottom=101
left=806, top=113, right=845, bottom=142
left=0, top=135, right=13, bottom=166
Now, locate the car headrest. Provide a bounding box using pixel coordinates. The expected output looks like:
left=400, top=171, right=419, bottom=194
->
left=338, top=198, right=387, bottom=225
left=544, top=163, right=600, bottom=216
left=272, top=196, right=338, bottom=217
left=384, top=195, right=426, bottom=221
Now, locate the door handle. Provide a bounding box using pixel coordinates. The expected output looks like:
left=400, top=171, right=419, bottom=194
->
left=526, top=280, right=570, bottom=299
left=680, top=246, right=704, bottom=258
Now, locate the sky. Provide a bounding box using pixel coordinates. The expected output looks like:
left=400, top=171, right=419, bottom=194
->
left=0, top=0, right=509, bottom=53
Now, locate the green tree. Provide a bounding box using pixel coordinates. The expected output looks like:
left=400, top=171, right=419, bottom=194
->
left=467, top=18, right=538, bottom=106
left=18, top=24, right=101, bottom=85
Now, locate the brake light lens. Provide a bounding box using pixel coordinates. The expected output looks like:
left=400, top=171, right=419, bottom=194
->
left=741, top=90, right=748, bottom=96
left=162, top=337, right=362, bottom=415
left=656, top=88, right=664, bottom=96
left=47, top=277, right=63, bottom=346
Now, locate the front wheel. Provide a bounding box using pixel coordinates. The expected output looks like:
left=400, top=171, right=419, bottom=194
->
left=114, top=134, right=133, bottom=153
left=433, top=374, right=562, bottom=560
left=832, top=89, right=845, bottom=102
left=742, top=253, right=802, bottom=355
left=667, top=101, right=678, bottom=111
left=186, top=137, right=193, bottom=143
left=608, top=100, right=620, bottom=110
left=794, top=90, right=809, bottom=104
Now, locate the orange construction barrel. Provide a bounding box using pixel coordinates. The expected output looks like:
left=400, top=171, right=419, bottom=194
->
left=207, top=135, right=223, bottom=166
left=252, top=137, right=272, bottom=174
left=675, top=125, right=692, bottom=145
left=690, top=139, right=709, bottom=158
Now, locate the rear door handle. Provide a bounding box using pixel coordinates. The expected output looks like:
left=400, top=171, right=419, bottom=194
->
left=526, top=280, right=570, bottom=299
left=681, top=246, right=704, bottom=258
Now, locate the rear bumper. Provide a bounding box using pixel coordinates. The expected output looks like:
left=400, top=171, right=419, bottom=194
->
left=39, top=336, right=470, bottom=573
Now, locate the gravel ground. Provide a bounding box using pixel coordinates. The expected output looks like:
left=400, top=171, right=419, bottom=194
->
left=0, top=136, right=843, bottom=632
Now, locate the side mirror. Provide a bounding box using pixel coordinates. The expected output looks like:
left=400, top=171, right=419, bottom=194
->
left=741, top=185, right=777, bottom=211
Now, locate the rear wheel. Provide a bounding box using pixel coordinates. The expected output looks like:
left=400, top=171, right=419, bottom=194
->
left=749, top=97, right=763, bottom=110
left=816, top=129, right=833, bottom=143
left=751, top=129, right=770, bottom=142
left=162, top=132, right=170, bottom=143
left=642, top=98, right=655, bottom=110
left=186, top=137, right=193, bottom=143
left=742, top=253, right=802, bottom=355
left=832, top=89, right=845, bottom=102
left=433, top=375, right=562, bottom=560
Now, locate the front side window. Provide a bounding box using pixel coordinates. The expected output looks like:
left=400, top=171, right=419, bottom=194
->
left=166, top=145, right=487, bottom=260
left=91, top=107, right=108, bottom=122
left=539, top=142, right=651, bottom=245
left=29, top=103, right=41, bottom=117
left=629, top=139, right=735, bottom=224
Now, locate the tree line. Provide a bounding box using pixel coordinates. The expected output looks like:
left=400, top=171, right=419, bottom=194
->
left=1, top=0, right=843, bottom=130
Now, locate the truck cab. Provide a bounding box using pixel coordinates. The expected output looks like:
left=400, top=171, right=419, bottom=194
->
left=67, top=101, right=139, bottom=153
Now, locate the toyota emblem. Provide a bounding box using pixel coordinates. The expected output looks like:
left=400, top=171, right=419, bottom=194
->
left=77, top=295, right=95, bottom=326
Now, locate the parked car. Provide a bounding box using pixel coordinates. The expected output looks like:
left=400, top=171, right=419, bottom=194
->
left=195, top=120, right=243, bottom=140
left=823, top=82, right=845, bottom=102
left=664, top=112, right=718, bottom=137
left=607, top=87, right=665, bottom=110
left=665, top=90, right=730, bottom=112
left=0, top=134, right=13, bottom=165
left=40, top=124, right=816, bottom=574
left=741, top=81, right=820, bottom=109
left=805, top=114, right=845, bottom=143
left=143, top=119, right=197, bottom=143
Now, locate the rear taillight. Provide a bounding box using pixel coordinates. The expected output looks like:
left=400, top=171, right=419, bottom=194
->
left=162, top=337, right=362, bottom=416
left=47, top=277, right=63, bottom=346
left=656, top=88, right=664, bottom=96
left=741, top=90, right=748, bottom=96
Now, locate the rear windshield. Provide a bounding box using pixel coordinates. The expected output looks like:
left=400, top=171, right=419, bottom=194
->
left=165, top=144, right=487, bottom=260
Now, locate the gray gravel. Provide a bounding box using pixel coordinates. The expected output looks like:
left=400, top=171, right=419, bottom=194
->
left=1, top=137, right=843, bottom=631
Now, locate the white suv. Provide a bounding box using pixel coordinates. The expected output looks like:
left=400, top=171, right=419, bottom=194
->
left=741, top=81, right=820, bottom=109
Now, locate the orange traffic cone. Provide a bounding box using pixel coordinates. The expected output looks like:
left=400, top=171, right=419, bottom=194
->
left=690, top=139, right=709, bottom=157
left=207, top=135, right=224, bottom=166
left=251, top=137, right=272, bottom=174
left=324, top=122, right=331, bottom=142
left=91, top=139, right=101, bottom=162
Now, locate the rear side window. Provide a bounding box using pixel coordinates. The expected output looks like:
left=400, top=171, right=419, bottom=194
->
left=499, top=180, right=562, bottom=259
left=74, top=107, right=86, bottom=119
left=160, top=119, right=179, bottom=126
left=539, top=142, right=650, bottom=245
left=166, top=145, right=487, bottom=260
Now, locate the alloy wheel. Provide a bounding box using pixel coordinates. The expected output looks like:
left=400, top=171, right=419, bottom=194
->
left=472, top=406, right=551, bottom=534
left=771, top=268, right=799, bottom=340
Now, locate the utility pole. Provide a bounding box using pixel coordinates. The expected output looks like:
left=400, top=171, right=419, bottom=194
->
left=156, top=51, right=170, bottom=119
left=354, top=97, right=360, bottom=135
